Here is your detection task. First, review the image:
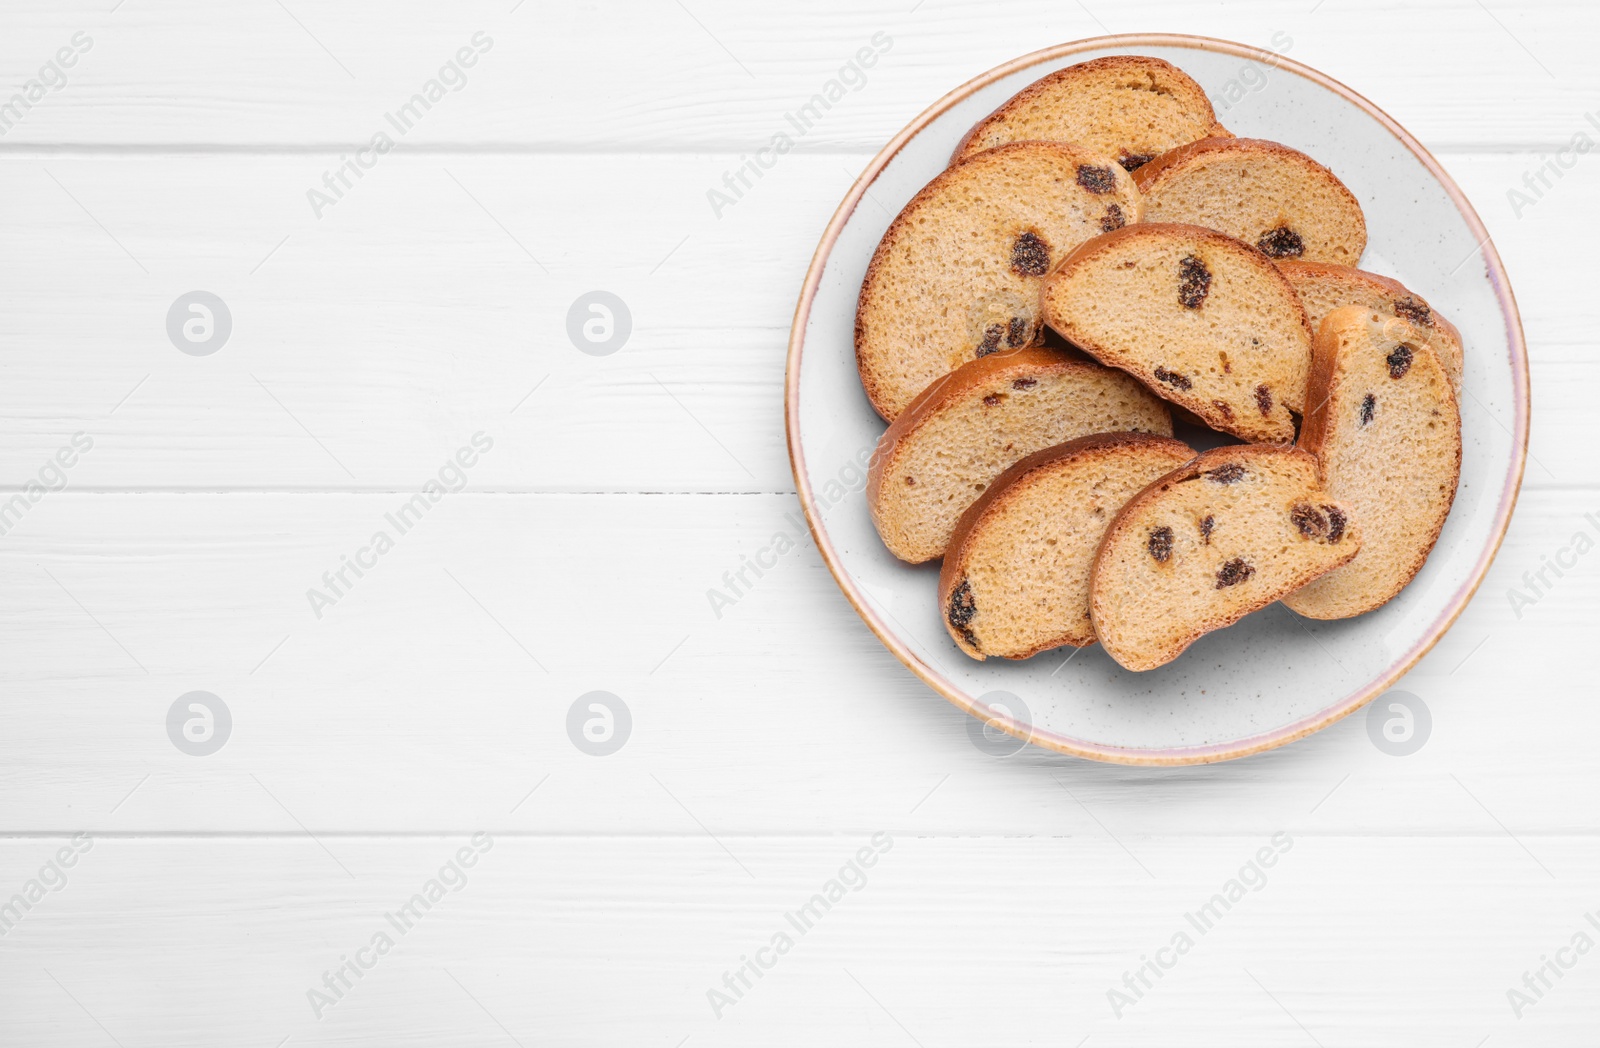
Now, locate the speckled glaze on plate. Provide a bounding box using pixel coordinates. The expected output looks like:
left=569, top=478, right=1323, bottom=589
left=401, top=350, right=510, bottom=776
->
left=784, top=34, right=1528, bottom=765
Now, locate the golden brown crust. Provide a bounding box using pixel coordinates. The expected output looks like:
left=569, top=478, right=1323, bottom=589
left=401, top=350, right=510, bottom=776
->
left=1295, top=312, right=1345, bottom=473
left=1127, top=135, right=1224, bottom=190
left=1089, top=444, right=1360, bottom=669
left=1132, top=137, right=1367, bottom=263
left=951, top=55, right=1228, bottom=165
left=1096, top=444, right=1326, bottom=545
left=1044, top=223, right=1313, bottom=441
left=1298, top=306, right=1460, bottom=471
left=939, top=432, right=1195, bottom=659
left=1290, top=307, right=1462, bottom=617
left=1049, top=219, right=1212, bottom=270
left=1132, top=136, right=1355, bottom=199
left=1274, top=259, right=1409, bottom=298
left=865, top=346, right=1088, bottom=512
left=1275, top=259, right=1464, bottom=386
left=854, top=141, right=1141, bottom=421
left=1432, top=310, right=1464, bottom=358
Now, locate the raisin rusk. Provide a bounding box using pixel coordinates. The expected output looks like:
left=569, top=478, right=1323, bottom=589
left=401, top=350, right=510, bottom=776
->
left=856, top=142, right=1142, bottom=421
left=866, top=348, right=1171, bottom=564
left=938, top=433, right=1193, bottom=659
left=1277, top=260, right=1463, bottom=390
left=1041, top=224, right=1313, bottom=443
left=1090, top=446, right=1359, bottom=671
left=1132, top=138, right=1367, bottom=265
left=1283, top=307, right=1462, bottom=619
left=952, top=55, right=1229, bottom=169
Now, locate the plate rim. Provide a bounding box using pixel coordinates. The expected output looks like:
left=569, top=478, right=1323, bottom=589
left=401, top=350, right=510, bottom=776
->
left=783, top=33, right=1530, bottom=766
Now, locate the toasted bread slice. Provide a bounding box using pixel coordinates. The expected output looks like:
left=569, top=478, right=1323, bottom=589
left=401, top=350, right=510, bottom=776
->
left=1276, top=260, right=1463, bottom=388
left=867, top=348, right=1172, bottom=564
left=1040, top=223, right=1313, bottom=442
left=952, top=55, right=1229, bottom=170
left=1090, top=445, right=1360, bottom=671
left=1134, top=138, right=1367, bottom=264
left=939, top=433, right=1195, bottom=659
left=1283, top=307, right=1462, bottom=619
left=856, top=141, right=1142, bottom=421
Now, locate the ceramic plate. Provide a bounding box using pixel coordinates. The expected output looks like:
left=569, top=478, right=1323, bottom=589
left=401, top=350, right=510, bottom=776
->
left=785, top=34, right=1528, bottom=765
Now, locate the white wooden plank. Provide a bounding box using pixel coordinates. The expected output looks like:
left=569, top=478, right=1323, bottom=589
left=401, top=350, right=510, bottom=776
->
left=0, top=488, right=1592, bottom=833
left=0, top=152, right=1587, bottom=491
left=0, top=835, right=1595, bottom=1046
left=0, top=3, right=1590, bottom=1043
left=0, top=0, right=1594, bottom=148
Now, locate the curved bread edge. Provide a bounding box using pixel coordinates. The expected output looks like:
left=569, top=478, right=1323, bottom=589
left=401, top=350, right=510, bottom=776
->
left=1088, top=445, right=1361, bottom=670
left=951, top=55, right=1230, bottom=165
left=1043, top=222, right=1313, bottom=441
left=855, top=141, right=1142, bottom=421
left=938, top=431, right=1196, bottom=658
left=1286, top=306, right=1462, bottom=618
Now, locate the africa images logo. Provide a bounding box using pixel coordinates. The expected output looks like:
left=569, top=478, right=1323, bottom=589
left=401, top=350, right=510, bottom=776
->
left=705, top=32, right=893, bottom=218
left=306, top=834, right=494, bottom=1018
left=705, top=833, right=893, bottom=1018
left=306, top=433, right=494, bottom=618
left=306, top=33, right=494, bottom=218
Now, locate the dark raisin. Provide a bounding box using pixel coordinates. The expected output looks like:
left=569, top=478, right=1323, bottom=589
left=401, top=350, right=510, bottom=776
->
left=1153, top=366, right=1192, bottom=391
left=1119, top=153, right=1155, bottom=172
left=1010, top=231, right=1051, bottom=276
left=1147, top=526, right=1174, bottom=563
left=1207, top=463, right=1246, bottom=484
left=1256, top=226, right=1305, bottom=258
left=1255, top=384, right=1273, bottom=417
left=1215, top=558, right=1256, bottom=588
left=982, top=393, right=1003, bottom=406
left=977, top=324, right=1004, bottom=356
left=948, top=580, right=977, bottom=628
left=1291, top=503, right=1329, bottom=540
left=1011, top=377, right=1037, bottom=390
left=1178, top=255, right=1211, bottom=309
left=1393, top=298, right=1433, bottom=326
left=1387, top=343, right=1415, bottom=379
left=1006, top=316, right=1028, bottom=347
left=1212, top=399, right=1235, bottom=422
left=1076, top=164, right=1117, bottom=194
left=1323, top=504, right=1347, bottom=544
left=1359, top=393, right=1376, bottom=427
left=1100, top=203, right=1126, bottom=233
left=904, top=475, right=915, bottom=486
left=1199, top=515, right=1215, bottom=544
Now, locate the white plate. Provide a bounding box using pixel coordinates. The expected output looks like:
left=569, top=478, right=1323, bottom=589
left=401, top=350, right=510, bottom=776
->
left=785, top=34, right=1528, bottom=765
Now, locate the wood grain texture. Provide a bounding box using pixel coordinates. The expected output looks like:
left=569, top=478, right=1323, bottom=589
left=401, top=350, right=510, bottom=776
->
left=0, top=488, right=1592, bottom=834
left=0, top=152, right=1590, bottom=491
left=0, top=836, right=1597, bottom=1047
left=0, top=0, right=1594, bottom=147
left=1, top=3, right=1595, bottom=1043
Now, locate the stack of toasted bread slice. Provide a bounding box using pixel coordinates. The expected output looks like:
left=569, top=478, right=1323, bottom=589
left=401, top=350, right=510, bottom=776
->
left=848, top=54, right=1466, bottom=671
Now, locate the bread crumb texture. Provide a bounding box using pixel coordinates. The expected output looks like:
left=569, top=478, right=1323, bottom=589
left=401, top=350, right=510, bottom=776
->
left=1276, top=260, right=1463, bottom=389
left=869, top=351, right=1172, bottom=564
left=1284, top=306, right=1462, bottom=619
left=1134, top=138, right=1367, bottom=265
left=1090, top=445, right=1360, bottom=670
left=1041, top=223, right=1312, bottom=442
left=857, top=142, right=1142, bottom=420
left=940, top=434, right=1194, bottom=659
left=954, top=55, right=1227, bottom=169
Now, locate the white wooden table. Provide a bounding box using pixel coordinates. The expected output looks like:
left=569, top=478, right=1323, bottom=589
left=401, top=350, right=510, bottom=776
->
left=0, top=2, right=1595, bottom=1044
